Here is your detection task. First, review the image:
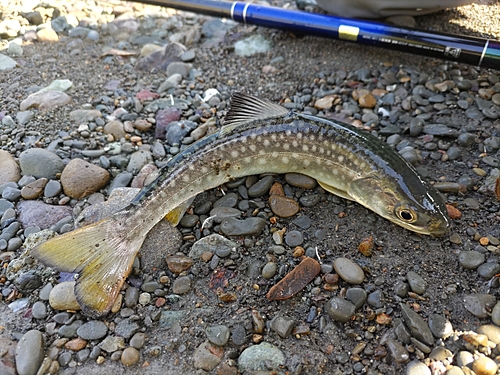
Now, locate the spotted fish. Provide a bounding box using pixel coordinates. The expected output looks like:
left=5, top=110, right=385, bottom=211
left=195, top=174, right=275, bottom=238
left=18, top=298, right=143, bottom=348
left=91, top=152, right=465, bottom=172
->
left=32, top=93, right=450, bottom=317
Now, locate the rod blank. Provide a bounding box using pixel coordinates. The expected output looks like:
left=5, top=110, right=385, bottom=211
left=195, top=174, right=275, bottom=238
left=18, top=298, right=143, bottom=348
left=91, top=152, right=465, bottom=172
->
left=136, top=0, right=500, bottom=70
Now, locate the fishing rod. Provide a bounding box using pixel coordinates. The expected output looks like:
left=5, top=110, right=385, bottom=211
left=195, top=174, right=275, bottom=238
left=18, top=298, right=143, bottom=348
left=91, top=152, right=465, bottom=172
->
left=133, top=0, right=500, bottom=70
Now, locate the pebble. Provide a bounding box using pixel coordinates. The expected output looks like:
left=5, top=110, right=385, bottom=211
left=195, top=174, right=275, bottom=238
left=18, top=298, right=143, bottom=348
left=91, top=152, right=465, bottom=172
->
left=19, top=148, right=65, bottom=179
left=220, top=217, right=266, bottom=236
left=325, top=297, right=356, bottom=322
left=206, top=325, right=230, bottom=346
left=284, top=173, right=317, bottom=189
left=99, top=336, right=125, bottom=353
left=428, top=314, right=453, bottom=339
left=268, top=195, right=300, bottom=218
left=345, top=287, right=367, bottom=308
left=270, top=315, right=295, bottom=338
left=463, top=294, right=496, bottom=318
left=405, top=360, right=430, bottom=374
left=172, top=276, right=191, bottom=294
left=166, top=254, right=194, bottom=274
left=333, top=257, right=365, bottom=284
left=121, top=347, right=140, bottom=366
left=193, top=341, right=224, bottom=371
left=0, top=150, right=20, bottom=185
left=15, top=330, right=44, bottom=375
left=189, top=234, right=238, bottom=259
left=20, top=91, right=72, bottom=111
left=76, top=321, right=108, bottom=340
left=458, top=250, right=486, bottom=269
left=129, top=333, right=146, bottom=349
left=247, top=175, right=274, bottom=197
left=48, top=281, right=81, bottom=311
left=406, top=271, right=426, bottom=294
left=17, top=200, right=71, bottom=229
left=284, top=230, right=304, bottom=247
left=385, top=339, right=410, bottom=364
left=261, top=262, right=277, bottom=279
left=472, top=356, right=498, bottom=375
left=238, top=342, right=285, bottom=371
left=492, top=302, right=500, bottom=326
left=31, top=301, right=48, bottom=319
left=400, top=304, right=434, bottom=345
left=477, top=262, right=500, bottom=279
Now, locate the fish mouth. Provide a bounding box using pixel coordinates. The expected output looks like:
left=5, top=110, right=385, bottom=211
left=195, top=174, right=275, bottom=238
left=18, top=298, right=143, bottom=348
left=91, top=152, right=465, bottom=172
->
left=427, top=217, right=451, bottom=237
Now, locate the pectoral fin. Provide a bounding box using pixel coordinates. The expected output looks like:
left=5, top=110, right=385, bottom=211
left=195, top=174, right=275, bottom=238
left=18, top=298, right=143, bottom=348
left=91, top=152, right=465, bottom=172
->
left=317, top=180, right=353, bottom=201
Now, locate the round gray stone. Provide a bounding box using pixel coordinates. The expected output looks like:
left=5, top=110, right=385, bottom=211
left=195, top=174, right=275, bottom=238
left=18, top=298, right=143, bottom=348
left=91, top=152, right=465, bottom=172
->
left=19, top=149, right=65, bottom=179
left=206, top=325, right=230, bottom=346
left=458, top=251, right=486, bottom=269
left=406, top=271, right=426, bottom=295
left=15, top=330, right=44, bottom=375
left=77, top=321, right=108, bottom=340
left=325, top=297, right=356, bottom=323
left=333, top=257, right=364, bottom=284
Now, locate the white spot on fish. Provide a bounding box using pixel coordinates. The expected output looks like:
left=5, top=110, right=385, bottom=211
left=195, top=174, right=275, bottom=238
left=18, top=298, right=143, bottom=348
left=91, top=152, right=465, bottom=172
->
left=338, top=155, right=344, bottom=163
left=188, top=164, right=195, bottom=171
left=240, top=146, right=246, bottom=153
left=292, top=140, right=299, bottom=148
left=285, top=130, right=292, bottom=136
left=201, top=166, right=209, bottom=174
left=303, top=160, right=310, bottom=167
left=332, top=169, right=338, bottom=176
left=271, top=134, right=277, bottom=142
left=283, top=143, right=290, bottom=151
left=250, top=144, right=257, bottom=152
left=319, top=147, right=325, bottom=154
left=182, top=174, right=190, bottom=182
left=302, top=145, right=309, bottom=152
left=282, top=156, right=289, bottom=164
left=263, top=139, right=271, bottom=147
left=297, top=132, right=303, bottom=140
left=231, top=150, right=239, bottom=158
left=258, top=158, right=267, bottom=164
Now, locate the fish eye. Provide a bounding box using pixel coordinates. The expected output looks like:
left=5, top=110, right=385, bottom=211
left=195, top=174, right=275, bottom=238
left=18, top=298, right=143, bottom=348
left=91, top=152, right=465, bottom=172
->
left=394, top=204, right=417, bottom=223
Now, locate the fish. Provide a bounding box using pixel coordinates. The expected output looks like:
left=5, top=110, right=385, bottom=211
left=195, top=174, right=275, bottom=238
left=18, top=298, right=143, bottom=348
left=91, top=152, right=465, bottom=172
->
left=31, top=92, right=450, bottom=317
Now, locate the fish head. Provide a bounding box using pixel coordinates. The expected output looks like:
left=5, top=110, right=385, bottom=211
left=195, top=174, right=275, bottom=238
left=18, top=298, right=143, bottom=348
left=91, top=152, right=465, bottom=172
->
left=348, top=174, right=450, bottom=236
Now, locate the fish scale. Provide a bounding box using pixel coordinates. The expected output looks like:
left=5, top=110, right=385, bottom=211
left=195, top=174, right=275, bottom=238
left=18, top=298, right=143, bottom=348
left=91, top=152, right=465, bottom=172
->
left=32, top=92, right=450, bottom=318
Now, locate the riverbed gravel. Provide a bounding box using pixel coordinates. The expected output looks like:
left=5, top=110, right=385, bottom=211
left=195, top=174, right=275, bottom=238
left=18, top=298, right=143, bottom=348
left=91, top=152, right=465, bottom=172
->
left=2, top=0, right=500, bottom=374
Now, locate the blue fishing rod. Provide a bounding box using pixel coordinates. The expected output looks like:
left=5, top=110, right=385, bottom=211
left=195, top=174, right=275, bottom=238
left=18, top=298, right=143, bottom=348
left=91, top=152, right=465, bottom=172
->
left=133, top=0, right=500, bottom=70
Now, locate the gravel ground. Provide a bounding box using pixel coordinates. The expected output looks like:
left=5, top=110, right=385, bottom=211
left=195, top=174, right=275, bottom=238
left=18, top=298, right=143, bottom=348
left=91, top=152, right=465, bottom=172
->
left=2, top=0, right=500, bottom=374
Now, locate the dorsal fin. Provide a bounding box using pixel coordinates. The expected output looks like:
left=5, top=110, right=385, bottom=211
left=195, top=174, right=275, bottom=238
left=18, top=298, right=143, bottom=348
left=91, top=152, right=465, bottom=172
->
left=220, top=93, right=289, bottom=136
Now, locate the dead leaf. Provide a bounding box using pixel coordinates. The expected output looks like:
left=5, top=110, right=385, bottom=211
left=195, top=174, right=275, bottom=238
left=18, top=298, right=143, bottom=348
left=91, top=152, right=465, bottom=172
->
left=267, top=257, right=321, bottom=300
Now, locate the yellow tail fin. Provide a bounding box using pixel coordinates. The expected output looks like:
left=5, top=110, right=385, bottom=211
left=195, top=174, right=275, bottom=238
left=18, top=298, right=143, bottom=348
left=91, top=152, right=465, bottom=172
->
left=31, top=214, right=144, bottom=318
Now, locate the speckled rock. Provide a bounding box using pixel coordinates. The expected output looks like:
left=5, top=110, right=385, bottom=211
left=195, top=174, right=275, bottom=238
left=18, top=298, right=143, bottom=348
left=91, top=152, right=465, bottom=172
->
left=17, top=200, right=72, bottom=229
left=238, top=342, right=285, bottom=371
left=60, top=158, right=110, bottom=199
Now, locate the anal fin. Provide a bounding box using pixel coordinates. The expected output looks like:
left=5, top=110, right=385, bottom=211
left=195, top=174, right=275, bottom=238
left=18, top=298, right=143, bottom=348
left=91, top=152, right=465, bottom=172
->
left=164, top=197, right=196, bottom=226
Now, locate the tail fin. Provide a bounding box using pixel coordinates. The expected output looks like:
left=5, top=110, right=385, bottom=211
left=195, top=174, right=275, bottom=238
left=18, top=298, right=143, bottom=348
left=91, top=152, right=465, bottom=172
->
left=31, top=214, right=144, bottom=318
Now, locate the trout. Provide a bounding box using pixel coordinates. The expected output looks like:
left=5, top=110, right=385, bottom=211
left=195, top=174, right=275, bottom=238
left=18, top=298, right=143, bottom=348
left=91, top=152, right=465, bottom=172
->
left=32, top=93, right=450, bottom=317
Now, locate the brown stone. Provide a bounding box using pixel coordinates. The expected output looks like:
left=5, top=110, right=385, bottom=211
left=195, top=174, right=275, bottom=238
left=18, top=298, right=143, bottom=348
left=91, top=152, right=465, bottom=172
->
left=269, top=195, right=300, bottom=218
left=36, top=27, right=58, bottom=42
left=134, top=119, right=152, bottom=132
left=269, top=182, right=284, bottom=196
left=64, top=338, right=87, bottom=351
left=60, top=159, right=110, bottom=199
left=0, top=150, right=20, bottom=185
left=284, top=173, right=317, bottom=189
left=166, top=254, right=194, bottom=274
left=358, top=93, right=376, bottom=108
left=21, top=178, right=48, bottom=200
left=103, top=120, right=126, bottom=140
left=267, top=257, right=321, bottom=300
left=313, top=95, right=337, bottom=110
left=121, top=347, right=140, bottom=366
